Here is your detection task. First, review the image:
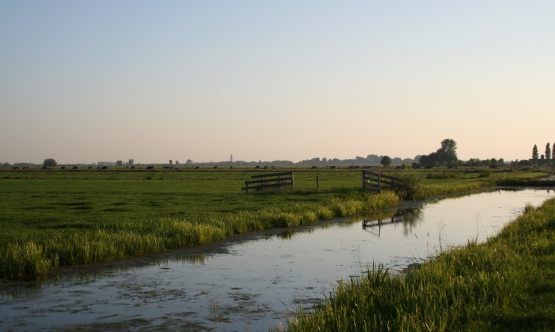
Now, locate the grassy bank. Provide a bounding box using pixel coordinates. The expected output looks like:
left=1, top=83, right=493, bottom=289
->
left=0, top=167, right=551, bottom=279
left=278, top=197, right=555, bottom=332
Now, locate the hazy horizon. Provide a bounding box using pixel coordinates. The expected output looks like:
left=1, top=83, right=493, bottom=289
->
left=2, top=1, right=554, bottom=164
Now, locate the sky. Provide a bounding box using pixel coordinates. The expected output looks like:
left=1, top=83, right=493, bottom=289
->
left=1, top=1, right=554, bottom=164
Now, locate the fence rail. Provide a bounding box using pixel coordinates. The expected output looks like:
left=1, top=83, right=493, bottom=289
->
left=362, top=170, right=402, bottom=192
left=242, top=172, right=294, bottom=194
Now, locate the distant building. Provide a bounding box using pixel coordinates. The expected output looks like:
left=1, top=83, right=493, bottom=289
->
left=230, top=154, right=233, bottom=163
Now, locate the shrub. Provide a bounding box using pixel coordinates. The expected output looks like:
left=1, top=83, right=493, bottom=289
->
left=397, top=171, right=424, bottom=200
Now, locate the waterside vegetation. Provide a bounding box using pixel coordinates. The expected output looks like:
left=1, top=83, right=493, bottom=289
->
left=278, top=197, right=555, bottom=331
left=0, top=167, right=553, bottom=279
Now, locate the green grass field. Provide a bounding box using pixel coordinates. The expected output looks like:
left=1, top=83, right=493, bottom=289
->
left=0, top=166, right=551, bottom=279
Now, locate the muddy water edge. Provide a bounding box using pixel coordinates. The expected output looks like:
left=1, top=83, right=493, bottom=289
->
left=1, top=188, right=554, bottom=331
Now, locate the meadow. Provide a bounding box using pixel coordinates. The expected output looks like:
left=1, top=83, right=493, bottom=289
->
left=0, top=166, right=551, bottom=279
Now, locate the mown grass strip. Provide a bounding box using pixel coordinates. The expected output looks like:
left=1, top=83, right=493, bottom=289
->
left=277, top=198, right=555, bottom=332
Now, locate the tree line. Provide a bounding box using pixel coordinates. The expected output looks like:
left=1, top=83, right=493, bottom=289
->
left=11, top=140, right=555, bottom=168
left=531, top=142, right=554, bottom=166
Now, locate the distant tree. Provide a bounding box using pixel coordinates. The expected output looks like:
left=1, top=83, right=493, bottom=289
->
left=186, top=159, right=193, bottom=164
left=498, top=158, right=505, bottom=166
left=490, top=158, right=498, bottom=167
left=433, top=161, right=439, bottom=167
left=532, top=145, right=539, bottom=165
left=380, top=156, right=392, bottom=167
left=169, top=160, right=173, bottom=165
left=419, top=152, right=438, bottom=167
left=437, top=139, right=458, bottom=162
left=366, top=154, right=381, bottom=165
left=546, top=143, right=551, bottom=166
left=419, top=139, right=458, bottom=166
left=392, top=157, right=403, bottom=166
left=175, top=160, right=180, bottom=165
left=43, top=158, right=57, bottom=167
left=116, top=160, right=123, bottom=166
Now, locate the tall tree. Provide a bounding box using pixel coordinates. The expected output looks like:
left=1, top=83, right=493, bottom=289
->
left=532, top=145, right=539, bottom=165
left=437, top=139, right=458, bottom=162
left=546, top=143, right=551, bottom=166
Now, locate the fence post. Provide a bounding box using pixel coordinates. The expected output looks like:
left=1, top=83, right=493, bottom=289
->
left=291, top=172, right=295, bottom=188
left=245, top=181, right=249, bottom=194
left=362, top=170, right=365, bottom=189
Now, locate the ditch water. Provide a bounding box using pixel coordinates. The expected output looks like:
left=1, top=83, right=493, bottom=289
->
left=1, top=188, right=554, bottom=331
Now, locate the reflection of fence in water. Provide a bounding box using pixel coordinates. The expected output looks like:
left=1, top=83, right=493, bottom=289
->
left=362, top=208, right=424, bottom=237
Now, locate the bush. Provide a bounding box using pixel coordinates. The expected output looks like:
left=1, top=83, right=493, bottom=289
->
left=397, top=171, right=424, bottom=200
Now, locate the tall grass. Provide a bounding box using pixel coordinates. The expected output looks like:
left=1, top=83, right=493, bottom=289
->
left=0, top=191, right=399, bottom=278
left=276, top=198, right=555, bottom=331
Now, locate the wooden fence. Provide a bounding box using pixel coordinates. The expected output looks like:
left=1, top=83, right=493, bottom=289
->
left=242, top=172, right=294, bottom=194
left=362, top=169, right=402, bottom=192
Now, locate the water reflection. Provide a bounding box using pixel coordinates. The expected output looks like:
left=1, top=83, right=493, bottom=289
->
left=270, top=228, right=316, bottom=241
left=362, top=208, right=424, bottom=237
left=156, top=253, right=210, bottom=265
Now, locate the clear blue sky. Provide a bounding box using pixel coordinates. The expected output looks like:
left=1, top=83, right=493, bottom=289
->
left=1, top=1, right=554, bottom=164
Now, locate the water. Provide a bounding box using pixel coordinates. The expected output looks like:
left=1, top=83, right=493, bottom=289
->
left=1, top=188, right=554, bottom=331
